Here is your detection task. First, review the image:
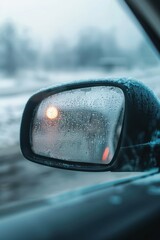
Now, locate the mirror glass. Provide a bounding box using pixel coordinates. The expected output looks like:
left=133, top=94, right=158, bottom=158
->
left=31, top=86, right=125, bottom=164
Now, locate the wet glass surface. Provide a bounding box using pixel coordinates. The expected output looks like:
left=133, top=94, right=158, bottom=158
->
left=0, top=0, right=159, bottom=208
left=32, top=86, right=125, bottom=164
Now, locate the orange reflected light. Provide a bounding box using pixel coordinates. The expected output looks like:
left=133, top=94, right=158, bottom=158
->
left=102, top=147, right=110, bottom=161
left=46, top=106, right=59, bottom=120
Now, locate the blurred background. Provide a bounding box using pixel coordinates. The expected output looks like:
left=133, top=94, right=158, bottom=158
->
left=0, top=0, right=159, bottom=208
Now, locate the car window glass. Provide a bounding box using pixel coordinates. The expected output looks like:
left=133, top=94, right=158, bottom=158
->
left=0, top=0, right=159, bottom=208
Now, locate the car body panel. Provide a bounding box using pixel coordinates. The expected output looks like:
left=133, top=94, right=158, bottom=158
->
left=0, top=171, right=160, bottom=239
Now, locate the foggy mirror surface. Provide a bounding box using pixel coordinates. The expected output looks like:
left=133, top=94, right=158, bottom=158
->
left=31, top=86, right=125, bottom=164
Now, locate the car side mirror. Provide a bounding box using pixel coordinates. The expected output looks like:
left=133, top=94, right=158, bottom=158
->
left=20, top=78, right=160, bottom=171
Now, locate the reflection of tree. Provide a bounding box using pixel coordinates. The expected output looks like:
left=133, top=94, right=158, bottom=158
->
left=45, top=27, right=159, bottom=71
left=0, top=23, right=157, bottom=75
left=45, top=28, right=124, bottom=70
left=44, top=38, right=74, bottom=69
left=0, top=22, right=38, bottom=76
left=75, top=28, right=105, bottom=67
left=0, top=23, right=18, bottom=75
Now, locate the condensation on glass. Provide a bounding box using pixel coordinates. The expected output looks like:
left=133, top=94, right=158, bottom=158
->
left=31, top=86, right=125, bottom=164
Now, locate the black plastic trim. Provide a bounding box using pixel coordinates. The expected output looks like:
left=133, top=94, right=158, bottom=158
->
left=20, top=78, right=160, bottom=171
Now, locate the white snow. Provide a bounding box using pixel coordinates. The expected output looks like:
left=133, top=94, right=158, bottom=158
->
left=0, top=67, right=159, bottom=153
left=0, top=68, right=159, bottom=207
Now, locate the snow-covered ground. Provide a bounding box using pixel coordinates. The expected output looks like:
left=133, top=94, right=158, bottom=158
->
left=0, top=67, right=159, bottom=154
left=0, top=67, right=159, bottom=207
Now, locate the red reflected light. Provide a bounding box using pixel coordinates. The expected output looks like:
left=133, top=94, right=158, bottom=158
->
left=102, top=147, right=110, bottom=161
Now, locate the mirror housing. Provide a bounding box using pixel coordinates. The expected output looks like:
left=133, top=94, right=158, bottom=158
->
left=20, top=78, right=160, bottom=171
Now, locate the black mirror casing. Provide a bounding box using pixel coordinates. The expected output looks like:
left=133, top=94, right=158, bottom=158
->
left=20, top=78, right=160, bottom=171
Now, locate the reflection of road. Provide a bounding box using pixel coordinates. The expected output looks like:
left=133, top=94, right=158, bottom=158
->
left=0, top=151, right=142, bottom=208
left=33, top=108, right=108, bottom=163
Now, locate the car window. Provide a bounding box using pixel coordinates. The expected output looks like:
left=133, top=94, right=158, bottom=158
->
left=0, top=0, right=159, bottom=208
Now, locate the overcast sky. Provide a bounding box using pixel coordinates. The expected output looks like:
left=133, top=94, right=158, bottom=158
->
left=0, top=0, right=143, bottom=49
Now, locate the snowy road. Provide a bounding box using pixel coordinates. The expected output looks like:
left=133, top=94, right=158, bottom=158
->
left=0, top=151, right=145, bottom=207
left=0, top=68, right=159, bottom=207
left=0, top=68, right=159, bottom=154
